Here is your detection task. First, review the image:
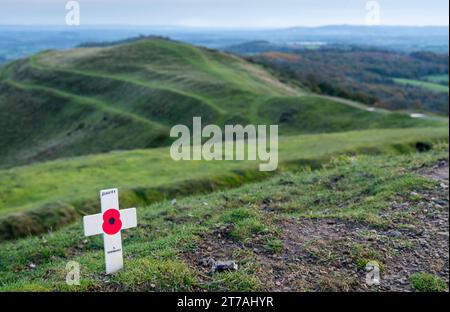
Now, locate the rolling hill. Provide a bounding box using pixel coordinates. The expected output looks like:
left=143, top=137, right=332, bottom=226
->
left=0, top=38, right=439, bottom=169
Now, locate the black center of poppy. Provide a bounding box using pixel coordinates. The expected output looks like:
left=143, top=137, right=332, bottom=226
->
left=109, top=217, right=115, bottom=225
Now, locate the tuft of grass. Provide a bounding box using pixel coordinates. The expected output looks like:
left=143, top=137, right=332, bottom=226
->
left=220, top=208, right=256, bottom=224
left=316, top=272, right=358, bottom=292
left=114, top=258, right=196, bottom=291
left=263, top=238, right=284, bottom=254
left=410, top=273, right=448, bottom=292
left=230, top=218, right=269, bottom=241
left=356, top=259, right=383, bottom=273
left=206, top=271, right=262, bottom=292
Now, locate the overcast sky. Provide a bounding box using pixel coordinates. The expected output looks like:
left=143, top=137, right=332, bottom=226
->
left=1, top=0, right=448, bottom=27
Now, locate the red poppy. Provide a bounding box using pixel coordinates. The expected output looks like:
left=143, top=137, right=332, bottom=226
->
left=102, top=209, right=122, bottom=235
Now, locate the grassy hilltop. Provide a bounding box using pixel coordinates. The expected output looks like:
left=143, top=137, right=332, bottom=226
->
left=0, top=38, right=440, bottom=169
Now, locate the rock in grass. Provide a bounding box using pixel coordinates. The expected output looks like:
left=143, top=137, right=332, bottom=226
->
left=388, top=230, right=402, bottom=238
left=199, top=257, right=215, bottom=268
left=212, top=260, right=238, bottom=273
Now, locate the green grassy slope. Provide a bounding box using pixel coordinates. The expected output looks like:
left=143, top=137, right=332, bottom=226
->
left=394, top=78, right=449, bottom=94
left=423, top=74, right=449, bottom=84
left=0, top=126, right=447, bottom=240
left=0, top=144, right=447, bottom=292
left=0, top=38, right=440, bottom=168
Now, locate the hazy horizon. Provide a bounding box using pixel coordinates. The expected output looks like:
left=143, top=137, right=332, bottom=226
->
left=0, top=24, right=449, bottom=29
left=0, top=0, right=448, bottom=28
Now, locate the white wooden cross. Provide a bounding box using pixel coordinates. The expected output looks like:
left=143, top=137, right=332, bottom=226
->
left=83, top=188, right=137, bottom=274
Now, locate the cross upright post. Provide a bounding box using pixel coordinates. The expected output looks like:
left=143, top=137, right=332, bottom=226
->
left=83, top=188, right=137, bottom=274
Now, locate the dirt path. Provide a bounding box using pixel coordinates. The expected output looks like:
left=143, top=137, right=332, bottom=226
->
left=421, top=160, right=449, bottom=185
left=185, top=161, right=449, bottom=292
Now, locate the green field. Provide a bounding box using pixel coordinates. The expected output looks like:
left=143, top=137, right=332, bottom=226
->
left=423, top=74, right=449, bottom=84
left=0, top=126, right=448, bottom=240
left=394, top=78, right=449, bottom=94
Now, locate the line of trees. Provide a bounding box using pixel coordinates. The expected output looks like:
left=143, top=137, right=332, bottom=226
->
left=250, top=48, right=449, bottom=115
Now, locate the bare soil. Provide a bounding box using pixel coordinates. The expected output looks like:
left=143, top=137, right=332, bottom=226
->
left=184, top=162, right=449, bottom=292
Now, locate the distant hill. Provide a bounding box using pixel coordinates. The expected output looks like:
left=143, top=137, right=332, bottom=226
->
left=0, top=25, right=448, bottom=64
left=224, top=40, right=297, bottom=54
left=249, top=48, right=449, bottom=115
left=0, top=38, right=439, bottom=169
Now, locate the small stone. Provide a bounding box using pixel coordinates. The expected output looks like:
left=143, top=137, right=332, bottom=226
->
left=199, top=257, right=215, bottom=267
left=212, top=261, right=238, bottom=273
left=29, top=263, right=36, bottom=269
left=388, top=230, right=402, bottom=238
left=399, top=278, right=408, bottom=285
left=171, top=199, right=177, bottom=205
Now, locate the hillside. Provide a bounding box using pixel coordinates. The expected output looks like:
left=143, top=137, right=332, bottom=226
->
left=0, top=143, right=448, bottom=292
left=0, top=127, right=448, bottom=241
left=0, top=38, right=439, bottom=169
left=248, top=48, right=449, bottom=115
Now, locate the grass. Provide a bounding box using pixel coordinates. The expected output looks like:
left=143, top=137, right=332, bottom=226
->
left=410, top=273, right=448, bottom=292
left=0, top=38, right=443, bottom=169
left=422, top=74, right=449, bottom=85
left=394, top=78, right=449, bottom=94
left=0, top=37, right=448, bottom=292
left=0, top=126, right=447, bottom=240
left=0, top=145, right=447, bottom=291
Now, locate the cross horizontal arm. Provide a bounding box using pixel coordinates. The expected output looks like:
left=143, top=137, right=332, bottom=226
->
left=121, top=208, right=137, bottom=230
left=83, top=213, right=103, bottom=236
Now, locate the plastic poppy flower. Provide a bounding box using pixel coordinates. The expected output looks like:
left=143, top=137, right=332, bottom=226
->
left=102, top=209, right=122, bottom=235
